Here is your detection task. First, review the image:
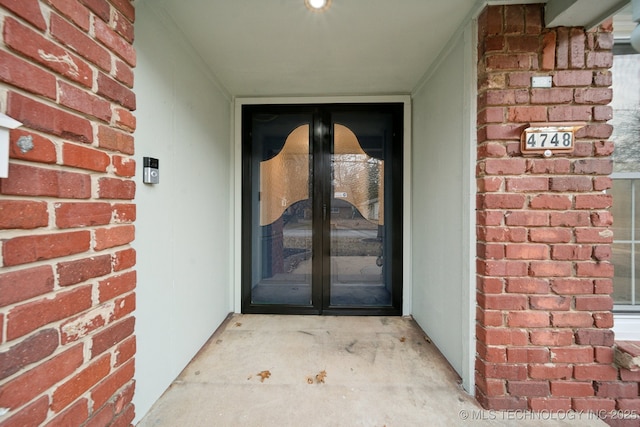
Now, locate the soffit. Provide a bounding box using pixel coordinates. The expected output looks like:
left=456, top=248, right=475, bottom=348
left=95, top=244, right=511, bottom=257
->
left=140, top=1, right=634, bottom=97
left=545, top=0, right=630, bottom=29
left=144, top=0, right=477, bottom=97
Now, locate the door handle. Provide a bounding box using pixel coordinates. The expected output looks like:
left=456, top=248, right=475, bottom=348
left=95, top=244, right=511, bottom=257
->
left=323, top=203, right=327, bottom=221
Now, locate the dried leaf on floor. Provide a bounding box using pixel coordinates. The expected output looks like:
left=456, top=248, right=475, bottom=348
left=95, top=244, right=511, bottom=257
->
left=235, top=322, right=242, bottom=327
left=424, top=336, right=432, bottom=344
left=257, top=370, right=271, bottom=382
left=315, top=370, right=327, bottom=384
left=399, top=336, right=406, bottom=342
left=306, top=377, right=314, bottom=384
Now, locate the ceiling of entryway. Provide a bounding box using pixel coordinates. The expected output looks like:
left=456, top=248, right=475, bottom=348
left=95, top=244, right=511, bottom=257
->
left=143, top=0, right=634, bottom=97
left=144, top=0, right=478, bottom=96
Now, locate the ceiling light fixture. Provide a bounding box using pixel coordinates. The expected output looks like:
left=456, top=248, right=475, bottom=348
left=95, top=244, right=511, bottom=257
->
left=305, top=0, right=331, bottom=12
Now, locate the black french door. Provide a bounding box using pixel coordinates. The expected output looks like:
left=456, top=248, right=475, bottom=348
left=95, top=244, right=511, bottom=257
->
left=241, top=103, right=403, bottom=315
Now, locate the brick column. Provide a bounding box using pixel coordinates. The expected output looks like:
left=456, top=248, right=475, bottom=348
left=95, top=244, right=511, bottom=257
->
left=476, top=4, right=616, bottom=412
left=0, top=0, right=136, bottom=425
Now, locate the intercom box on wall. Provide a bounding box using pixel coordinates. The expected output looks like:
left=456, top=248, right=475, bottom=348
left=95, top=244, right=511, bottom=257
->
left=143, top=157, right=159, bottom=184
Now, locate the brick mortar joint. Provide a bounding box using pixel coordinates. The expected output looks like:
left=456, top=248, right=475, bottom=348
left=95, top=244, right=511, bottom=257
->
left=0, top=15, right=136, bottom=106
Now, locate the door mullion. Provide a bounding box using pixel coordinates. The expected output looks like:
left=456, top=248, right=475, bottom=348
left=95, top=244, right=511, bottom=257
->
left=312, top=111, right=329, bottom=311
left=321, top=112, right=333, bottom=310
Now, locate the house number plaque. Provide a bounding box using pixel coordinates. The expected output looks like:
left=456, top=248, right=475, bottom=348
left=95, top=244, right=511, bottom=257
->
left=521, top=123, right=584, bottom=157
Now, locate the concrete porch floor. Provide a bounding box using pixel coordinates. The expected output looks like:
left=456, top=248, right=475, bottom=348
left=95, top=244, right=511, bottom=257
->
left=137, top=315, right=606, bottom=426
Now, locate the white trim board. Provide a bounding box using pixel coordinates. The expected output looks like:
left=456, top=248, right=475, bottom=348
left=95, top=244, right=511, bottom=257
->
left=614, top=313, right=640, bottom=340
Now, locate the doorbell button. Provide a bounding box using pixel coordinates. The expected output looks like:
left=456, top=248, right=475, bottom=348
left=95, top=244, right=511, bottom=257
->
left=143, top=157, right=159, bottom=184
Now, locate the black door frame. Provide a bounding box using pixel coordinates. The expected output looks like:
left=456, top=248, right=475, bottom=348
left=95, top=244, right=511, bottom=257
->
left=241, top=103, right=403, bottom=315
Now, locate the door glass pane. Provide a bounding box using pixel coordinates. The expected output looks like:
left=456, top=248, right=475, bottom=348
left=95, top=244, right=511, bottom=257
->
left=329, top=112, right=394, bottom=307
left=611, top=180, right=632, bottom=241
left=250, top=114, right=313, bottom=305
left=613, top=243, right=632, bottom=304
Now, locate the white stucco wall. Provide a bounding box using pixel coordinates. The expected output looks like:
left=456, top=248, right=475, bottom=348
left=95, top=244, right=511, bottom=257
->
left=133, top=1, right=233, bottom=421
left=411, top=23, right=475, bottom=394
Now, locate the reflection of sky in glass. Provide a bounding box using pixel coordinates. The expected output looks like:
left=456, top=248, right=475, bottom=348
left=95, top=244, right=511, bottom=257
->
left=612, top=54, right=640, bottom=173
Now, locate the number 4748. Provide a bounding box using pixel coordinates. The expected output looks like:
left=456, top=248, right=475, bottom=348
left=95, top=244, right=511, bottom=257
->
left=526, top=131, right=572, bottom=149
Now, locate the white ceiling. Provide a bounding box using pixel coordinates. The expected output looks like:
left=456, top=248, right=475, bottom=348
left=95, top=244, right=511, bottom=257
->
left=146, top=0, right=478, bottom=97
left=142, top=0, right=635, bottom=97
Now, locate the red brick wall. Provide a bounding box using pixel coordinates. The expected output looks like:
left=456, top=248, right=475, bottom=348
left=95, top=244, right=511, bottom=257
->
left=0, top=1, right=136, bottom=425
left=475, top=4, right=626, bottom=413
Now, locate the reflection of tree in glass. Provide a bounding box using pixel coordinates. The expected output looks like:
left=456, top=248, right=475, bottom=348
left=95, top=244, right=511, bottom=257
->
left=612, top=109, right=640, bottom=173
left=282, top=199, right=311, bottom=226
left=611, top=53, right=640, bottom=173
left=367, top=157, right=379, bottom=206
left=333, top=153, right=381, bottom=222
